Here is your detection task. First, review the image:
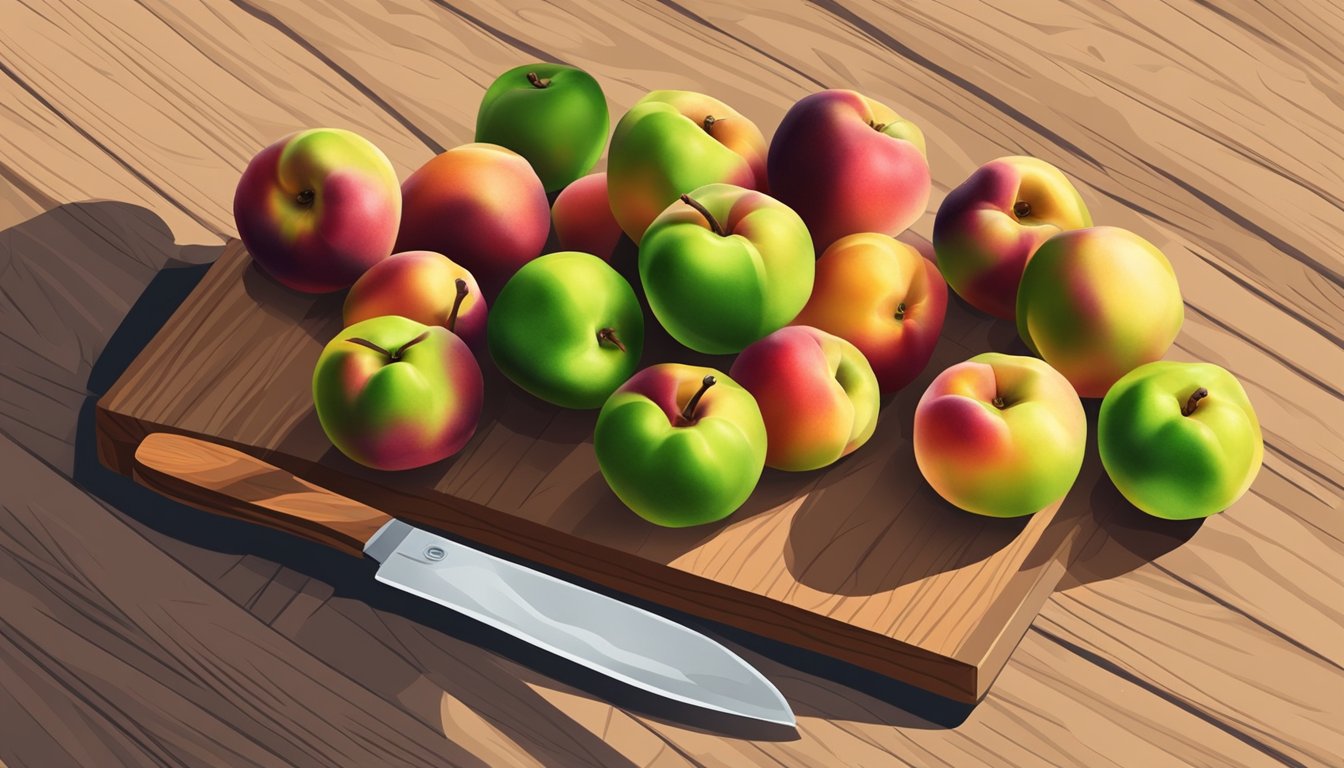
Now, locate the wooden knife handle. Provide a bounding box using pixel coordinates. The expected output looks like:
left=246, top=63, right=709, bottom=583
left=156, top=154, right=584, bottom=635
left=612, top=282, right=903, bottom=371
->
left=133, top=433, right=393, bottom=558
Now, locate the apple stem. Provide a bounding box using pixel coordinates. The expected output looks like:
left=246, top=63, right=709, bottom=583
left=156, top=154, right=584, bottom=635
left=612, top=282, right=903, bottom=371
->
left=445, top=278, right=469, bottom=332
left=1013, top=201, right=1032, bottom=218
left=346, top=337, right=391, bottom=357
left=526, top=71, right=550, bottom=88
left=992, top=395, right=1006, bottom=409
left=392, top=330, right=430, bottom=361
left=296, top=189, right=315, bottom=206
left=895, top=302, right=907, bottom=321
left=347, top=332, right=429, bottom=363
left=1182, top=387, right=1209, bottom=417
left=679, top=194, right=727, bottom=236
left=680, top=375, right=716, bottom=423
left=702, top=115, right=725, bottom=132
left=596, top=327, right=626, bottom=353
left=869, top=120, right=887, bottom=132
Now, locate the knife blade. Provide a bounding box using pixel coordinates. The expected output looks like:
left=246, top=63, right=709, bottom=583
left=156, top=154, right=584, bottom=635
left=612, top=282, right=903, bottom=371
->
left=365, top=519, right=794, bottom=725
left=131, top=433, right=795, bottom=727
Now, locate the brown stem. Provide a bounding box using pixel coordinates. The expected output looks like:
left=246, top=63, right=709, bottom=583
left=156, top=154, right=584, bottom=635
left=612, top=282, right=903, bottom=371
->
left=680, top=375, right=716, bottom=423
left=992, top=395, right=1006, bottom=409
left=1013, top=201, right=1032, bottom=218
left=392, top=330, right=430, bottom=360
left=1181, top=387, right=1209, bottom=416
left=526, top=71, right=550, bottom=88
left=296, top=188, right=315, bottom=206
left=702, top=114, right=725, bottom=131
left=895, top=302, right=907, bottom=320
left=869, top=120, right=887, bottom=132
left=596, top=327, right=626, bottom=352
left=346, top=337, right=391, bottom=356
left=679, top=194, right=727, bottom=236
left=348, top=332, right=430, bottom=361
left=445, top=278, right=469, bottom=333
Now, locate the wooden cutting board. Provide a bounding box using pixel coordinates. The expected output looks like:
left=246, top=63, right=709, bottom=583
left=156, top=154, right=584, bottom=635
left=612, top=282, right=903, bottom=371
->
left=97, top=238, right=1098, bottom=704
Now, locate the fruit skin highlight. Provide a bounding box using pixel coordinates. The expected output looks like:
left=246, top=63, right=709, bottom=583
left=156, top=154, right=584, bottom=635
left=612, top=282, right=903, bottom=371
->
left=640, top=183, right=814, bottom=355
left=475, top=63, right=610, bottom=192
left=595, top=364, right=767, bottom=527
left=488, top=251, right=644, bottom=410
left=234, top=128, right=401, bottom=293
left=607, top=90, right=768, bottom=243
left=1099, top=361, right=1263, bottom=520
left=313, top=316, right=483, bottom=471
left=933, top=155, right=1092, bottom=320
left=913, top=352, right=1086, bottom=518
left=729, top=326, right=881, bottom=472
left=792, top=232, right=947, bottom=395
left=1016, top=226, right=1184, bottom=399
left=767, top=89, right=930, bottom=251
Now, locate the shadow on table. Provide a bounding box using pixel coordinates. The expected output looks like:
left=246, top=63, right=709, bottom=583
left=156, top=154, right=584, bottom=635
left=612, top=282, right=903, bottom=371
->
left=1055, top=401, right=1205, bottom=591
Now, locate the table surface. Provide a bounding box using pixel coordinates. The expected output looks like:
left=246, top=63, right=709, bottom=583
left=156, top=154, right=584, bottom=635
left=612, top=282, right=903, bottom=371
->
left=0, top=1, right=1340, bottom=766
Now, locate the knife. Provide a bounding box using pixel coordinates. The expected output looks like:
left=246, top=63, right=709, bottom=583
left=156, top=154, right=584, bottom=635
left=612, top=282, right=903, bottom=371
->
left=131, top=432, right=795, bottom=727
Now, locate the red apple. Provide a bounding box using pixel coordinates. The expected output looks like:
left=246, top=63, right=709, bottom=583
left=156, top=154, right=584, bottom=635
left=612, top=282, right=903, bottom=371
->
left=343, top=251, right=487, bottom=355
left=767, top=90, right=930, bottom=251
left=552, top=172, right=622, bottom=260
left=933, top=156, right=1092, bottom=320
left=395, top=143, right=549, bottom=299
left=729, top=326, right=881, bottom=471
left=792, top=233, right=947, bottom=395
left=234, top=128, right=401, bottom=293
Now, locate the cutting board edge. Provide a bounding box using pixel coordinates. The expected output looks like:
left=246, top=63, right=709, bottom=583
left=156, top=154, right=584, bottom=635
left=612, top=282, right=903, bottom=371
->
left=96, top=412, right=989, bottom=702
left=960, top=532, right=1076, bottom=702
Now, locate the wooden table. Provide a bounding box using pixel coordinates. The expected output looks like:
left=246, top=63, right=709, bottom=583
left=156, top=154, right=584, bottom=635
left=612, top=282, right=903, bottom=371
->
left=1, top=2, right=1339, bottom=765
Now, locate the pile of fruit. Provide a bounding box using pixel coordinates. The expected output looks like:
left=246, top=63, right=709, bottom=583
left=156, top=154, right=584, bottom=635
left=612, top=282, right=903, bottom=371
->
left=233, top=63, right=1263, bottom=527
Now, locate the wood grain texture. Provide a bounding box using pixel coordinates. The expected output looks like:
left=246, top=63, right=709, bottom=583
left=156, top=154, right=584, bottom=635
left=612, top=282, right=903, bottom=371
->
left=96, top=238, right=1082, bottom=703
left=133, top=433, right=393, bottom=556
left=1, top=0, right=1342, bottom=763
left=0, top=434, right=499, bottom=768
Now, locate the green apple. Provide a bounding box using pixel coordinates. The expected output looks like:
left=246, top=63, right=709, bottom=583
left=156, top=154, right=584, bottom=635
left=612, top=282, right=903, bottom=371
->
left=313, top=315, right=483, bottom=470
left=607, top=90, right=768, bottom=243
left=1099, top=361, right=1263, bottom=519
left=639, top=183, right=814, bottom=355
left=475, top=63, right=609, bottom=192
left=594, top=364, right=767, bottom=527
left=489, top=251, right=643, bottom=409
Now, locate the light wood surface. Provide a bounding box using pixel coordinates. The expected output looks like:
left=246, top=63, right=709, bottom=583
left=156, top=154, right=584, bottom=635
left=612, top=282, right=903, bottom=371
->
left=2, top=0, right=1341, bottom=765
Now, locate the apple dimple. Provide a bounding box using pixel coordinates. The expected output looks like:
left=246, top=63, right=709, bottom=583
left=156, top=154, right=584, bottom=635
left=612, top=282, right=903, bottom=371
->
left=939, top=360, right=998, bottom=403
left=1181, top=386, right=1209, bottom=417
left=618, top=366, right=683, bottom=425
left=675, top=375, right=717, bottom=426
left=595, top=326, right=629, bottom=353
